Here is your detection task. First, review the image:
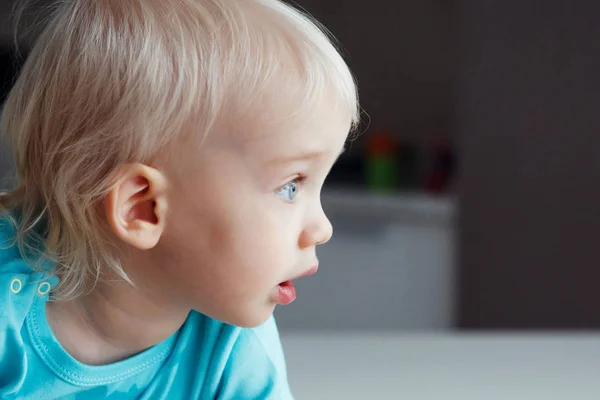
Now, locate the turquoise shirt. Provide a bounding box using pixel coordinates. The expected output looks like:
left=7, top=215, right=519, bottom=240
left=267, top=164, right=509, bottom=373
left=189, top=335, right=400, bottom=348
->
left=0, top=220, right=294, bottom=399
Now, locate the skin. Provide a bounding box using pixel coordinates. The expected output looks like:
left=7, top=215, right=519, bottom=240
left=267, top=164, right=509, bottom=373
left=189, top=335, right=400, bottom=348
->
left=45, top=89, right=352, bottom=366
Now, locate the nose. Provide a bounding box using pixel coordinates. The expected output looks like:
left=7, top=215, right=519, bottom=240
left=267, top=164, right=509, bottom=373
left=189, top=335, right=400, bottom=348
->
left=299, top=202, right=333, bottom=248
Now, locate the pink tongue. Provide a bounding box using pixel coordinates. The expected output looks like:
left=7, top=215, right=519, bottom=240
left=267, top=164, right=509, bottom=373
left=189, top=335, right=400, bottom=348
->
left=277, top=281, right=296, bottom=304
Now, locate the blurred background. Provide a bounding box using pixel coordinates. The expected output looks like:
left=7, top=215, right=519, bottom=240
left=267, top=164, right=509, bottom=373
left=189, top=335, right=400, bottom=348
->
left=2, top=0, right=600, bottom=398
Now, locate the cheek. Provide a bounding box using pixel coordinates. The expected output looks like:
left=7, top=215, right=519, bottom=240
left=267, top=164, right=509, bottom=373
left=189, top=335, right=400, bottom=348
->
left=171, top=207, right=292, bottom=318
left=168, top=191, right=294, bottom=280
left=159, top=188, right=302, bottom=324
left=206, top=205, right=292, bottom=269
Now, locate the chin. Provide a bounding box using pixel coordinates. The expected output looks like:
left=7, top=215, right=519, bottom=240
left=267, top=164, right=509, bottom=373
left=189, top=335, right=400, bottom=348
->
left=225, top=306, right=276, bottom=328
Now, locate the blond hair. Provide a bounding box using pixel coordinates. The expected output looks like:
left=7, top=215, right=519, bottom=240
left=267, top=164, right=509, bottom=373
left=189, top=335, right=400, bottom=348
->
left=0, top=0, right=360, bottom=300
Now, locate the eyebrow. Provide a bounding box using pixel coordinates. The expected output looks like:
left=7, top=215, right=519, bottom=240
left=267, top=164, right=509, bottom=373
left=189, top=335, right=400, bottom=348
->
left=268, top=146, right=346, bottom=165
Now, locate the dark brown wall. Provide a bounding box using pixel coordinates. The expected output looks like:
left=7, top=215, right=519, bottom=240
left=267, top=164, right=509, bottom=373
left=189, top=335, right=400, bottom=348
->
left=458, top=0, right=600, bottom=328
left=293, top=0, right=456, bottom=142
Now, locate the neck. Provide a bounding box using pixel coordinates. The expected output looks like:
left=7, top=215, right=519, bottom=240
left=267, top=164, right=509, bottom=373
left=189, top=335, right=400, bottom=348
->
left=46, top=278, right=189, bottom=366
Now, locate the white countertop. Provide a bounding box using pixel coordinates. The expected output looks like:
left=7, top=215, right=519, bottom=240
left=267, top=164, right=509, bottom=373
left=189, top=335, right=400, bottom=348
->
left=281, top=332, right=600, bottom=400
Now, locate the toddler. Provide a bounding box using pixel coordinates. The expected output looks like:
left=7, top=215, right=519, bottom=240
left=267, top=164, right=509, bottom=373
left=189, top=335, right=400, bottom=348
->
left=0, top=0, right=359, bottom=398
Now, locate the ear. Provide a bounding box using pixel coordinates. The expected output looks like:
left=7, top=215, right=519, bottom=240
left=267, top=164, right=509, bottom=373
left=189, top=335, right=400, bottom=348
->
left=105, top=164, right=168, bottom=250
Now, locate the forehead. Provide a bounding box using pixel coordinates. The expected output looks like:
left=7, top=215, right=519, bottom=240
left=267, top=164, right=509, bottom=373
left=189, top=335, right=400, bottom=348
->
left=228, top=87, right=352, bottom=158
left=165, top=95, right=351, bottom=185
left=241, top=109, right=350, bottom=162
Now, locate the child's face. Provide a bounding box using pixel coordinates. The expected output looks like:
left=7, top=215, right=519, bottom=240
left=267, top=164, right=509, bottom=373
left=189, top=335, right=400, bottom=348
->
left=157, top=98, right=351, bottom=327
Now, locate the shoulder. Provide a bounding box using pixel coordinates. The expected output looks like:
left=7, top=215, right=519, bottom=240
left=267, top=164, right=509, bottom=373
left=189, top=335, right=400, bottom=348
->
left=0, top=216, right=54, bottom=322
left=219, top=315, right=294, bottom=399
left=183, top=313, right=294, bottom=399
left=0, top=216, right=55, bottom=397
left=234, top=316, right=289, bottom=374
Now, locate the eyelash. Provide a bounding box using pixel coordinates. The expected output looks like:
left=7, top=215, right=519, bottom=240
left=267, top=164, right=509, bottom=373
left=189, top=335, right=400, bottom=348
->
left=290, top=176, right=305, bottom=185
left=276, top=175, right=305, bottom=201
left=286, top=176, right=306, bottom=190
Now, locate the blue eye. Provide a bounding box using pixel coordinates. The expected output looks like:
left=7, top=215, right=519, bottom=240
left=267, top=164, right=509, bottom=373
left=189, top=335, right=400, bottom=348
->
left=276, top=179, right=300, bottom=201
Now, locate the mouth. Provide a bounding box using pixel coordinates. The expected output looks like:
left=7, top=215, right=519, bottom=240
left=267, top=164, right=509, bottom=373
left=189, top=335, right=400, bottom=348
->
left=275, top=264, right=319, bottom=306
left=276, top=280, right=297, bottom=305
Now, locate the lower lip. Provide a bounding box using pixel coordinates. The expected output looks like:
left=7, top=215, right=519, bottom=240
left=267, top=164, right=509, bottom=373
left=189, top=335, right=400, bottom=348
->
left=276, top=281, right=297, bottom=305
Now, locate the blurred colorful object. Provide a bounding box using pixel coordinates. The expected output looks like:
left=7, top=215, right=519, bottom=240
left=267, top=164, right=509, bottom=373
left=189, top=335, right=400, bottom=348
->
left=365, top=129, right=398, bottom=192
left=425, top=137, right=456, bottom=195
